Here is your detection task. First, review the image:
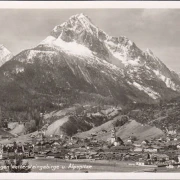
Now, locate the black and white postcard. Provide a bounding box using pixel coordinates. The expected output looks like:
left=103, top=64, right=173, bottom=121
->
left=0, top=1, right=180, bottom=179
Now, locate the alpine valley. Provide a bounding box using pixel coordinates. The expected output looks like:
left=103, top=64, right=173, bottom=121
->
left=0, top=14, right=180, bottom=140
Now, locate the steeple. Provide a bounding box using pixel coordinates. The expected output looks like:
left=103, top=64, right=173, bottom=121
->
left=111, top=125, right=116, bottom=144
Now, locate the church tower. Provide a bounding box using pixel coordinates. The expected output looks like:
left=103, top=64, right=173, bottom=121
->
left=111, top=125, right=116, bottom=144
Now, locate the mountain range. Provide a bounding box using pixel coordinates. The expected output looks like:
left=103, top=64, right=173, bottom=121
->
left=0, top=13, right=180, bottom=114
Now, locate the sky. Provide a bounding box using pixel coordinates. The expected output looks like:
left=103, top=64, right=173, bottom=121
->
left=0, top=9, right=179, bottom=71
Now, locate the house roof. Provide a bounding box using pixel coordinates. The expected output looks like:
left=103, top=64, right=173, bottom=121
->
left=134, top=143, right=141, bottom=147
left=134, top=147, right=143, bottom=150
left=142, top=144, right=162, bottom=149
left=111, top=146, right=130, bottom=150
left=142, top=140, right=149, bottom=143
left=153, top=154, right=169, bottom=158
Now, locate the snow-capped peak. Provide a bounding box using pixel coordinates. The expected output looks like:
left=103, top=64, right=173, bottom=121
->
left=40, top=14, right=180, bottom=97
left=49, top=13, right=138, bottom=53
left=53, top=13, right=92, bottom=31
left=42, top=14, right=145, bottom=68
left=0, top=44, right=13, bottom=67
left=51, top=13, right=99, bottom=38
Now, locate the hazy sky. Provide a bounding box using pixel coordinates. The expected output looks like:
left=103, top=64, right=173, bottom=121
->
left=0, top=9, right=179, bottom=71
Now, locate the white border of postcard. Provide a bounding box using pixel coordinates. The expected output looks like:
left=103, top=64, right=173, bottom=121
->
left=0, top=1, right=180, bottom=179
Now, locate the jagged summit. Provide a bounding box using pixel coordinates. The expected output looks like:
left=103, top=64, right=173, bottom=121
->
left=50, top=13, right=136, bottom=46
left=41, top=13, right=139, bottom=62
left=53, top=13, right=92, bottom=31
left=51, top=13, right=99, bottom=38
left=70, top=13, right=93, bottom=23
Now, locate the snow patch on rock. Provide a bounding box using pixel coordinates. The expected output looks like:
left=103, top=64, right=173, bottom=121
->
left=54, top=38, right=94, bottom=58
left=133, top=82, right=160, bottom=99
left=15, top=67, right=24, bottom=74
left=105, top=39, right=140, bottom=67
left=20, top=50, right=57, bottom=64
left=40, top=36, right=94, bottom=59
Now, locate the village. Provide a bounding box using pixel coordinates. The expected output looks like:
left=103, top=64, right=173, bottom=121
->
left=0, top=103, right=180, bottom=172
left=1, top=118, right=180, bottom=172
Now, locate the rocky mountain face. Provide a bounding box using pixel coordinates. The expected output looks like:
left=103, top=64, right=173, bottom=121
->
left=0, top=45, right=13, bottom=67
left=39, top=13, right=180, bottom=101
left=0, top=13, right=179, bottom=114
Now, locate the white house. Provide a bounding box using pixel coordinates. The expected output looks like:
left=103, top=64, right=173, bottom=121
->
left=141, top=140, right=149, bottom=145
left=144, top=147, right=158, bottom=153
left=134, top=147, right=143, bottom=152
left=126, top=139, right=133, bottom=145
left=136, top=161, right=145, bottom=166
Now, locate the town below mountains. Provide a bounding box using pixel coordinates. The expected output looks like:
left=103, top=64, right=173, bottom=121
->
left=0, top=13, right=180, bottom=172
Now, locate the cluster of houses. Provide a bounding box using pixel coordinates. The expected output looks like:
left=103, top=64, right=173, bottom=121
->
left=0, top=142, right=34, bottom=160
left=131, top=128, right=180, bottom=167
left=1, top=114, right=180, bottom=170
left=0, top=125, right=180, bottom=170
